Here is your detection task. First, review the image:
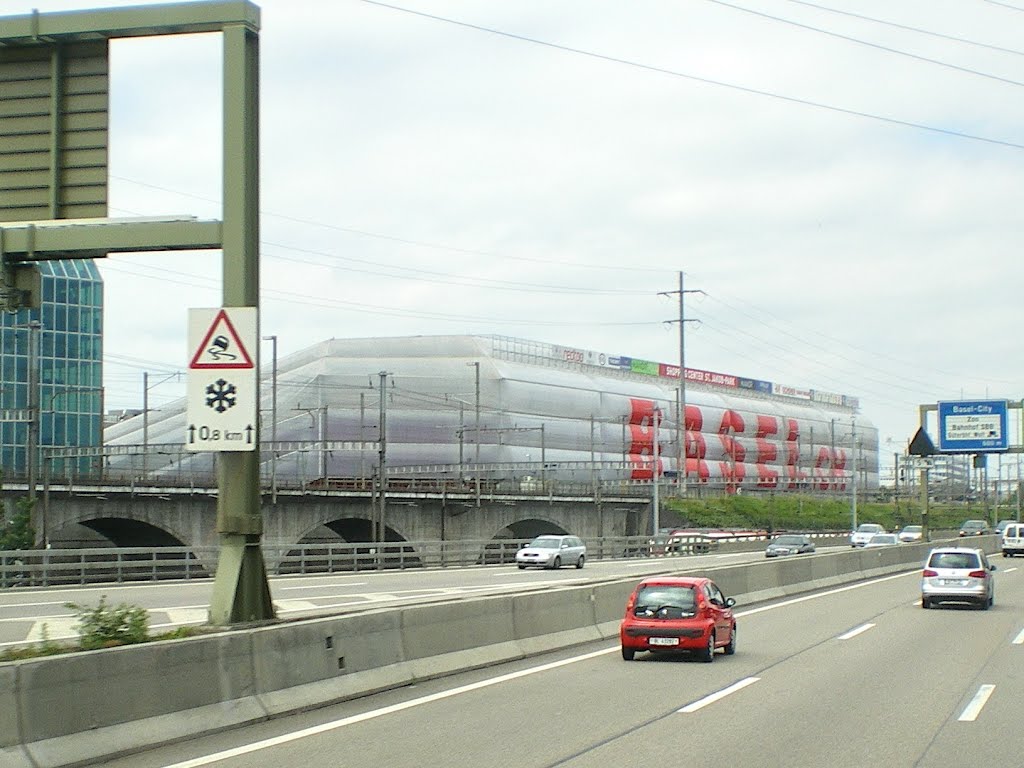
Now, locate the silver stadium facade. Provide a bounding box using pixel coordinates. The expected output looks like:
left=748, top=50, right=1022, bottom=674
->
left=105, top=335, right=879, bottom=493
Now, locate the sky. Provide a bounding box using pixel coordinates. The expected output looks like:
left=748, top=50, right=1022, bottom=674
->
left=12, top=0, right=1024, bottom=469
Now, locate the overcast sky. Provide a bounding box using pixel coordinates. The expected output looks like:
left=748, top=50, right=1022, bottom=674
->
left=16, top=0, right=1024, bottom=465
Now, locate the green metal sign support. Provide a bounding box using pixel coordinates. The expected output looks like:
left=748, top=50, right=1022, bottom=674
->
left=209, top=18, right=274, bottom=625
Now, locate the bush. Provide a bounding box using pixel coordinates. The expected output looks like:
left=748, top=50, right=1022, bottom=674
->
left=0, top=497, right=36, bottom=551
left=66, top=596, right=150, bottom=650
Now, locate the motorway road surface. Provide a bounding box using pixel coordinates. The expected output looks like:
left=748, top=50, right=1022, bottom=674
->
left=48, top=556, right=1024, bottom=767
left=0, top=548, right=809, bottom=648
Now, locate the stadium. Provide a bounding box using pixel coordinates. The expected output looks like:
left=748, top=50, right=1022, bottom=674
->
left=105, top=334, right=880, bottom=494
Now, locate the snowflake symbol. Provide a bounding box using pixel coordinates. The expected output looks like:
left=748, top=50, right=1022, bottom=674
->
left=205, top=378, right=237, bottom=413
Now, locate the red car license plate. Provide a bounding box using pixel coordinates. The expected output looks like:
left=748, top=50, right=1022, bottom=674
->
left=649, top=637, right=679, bottom=646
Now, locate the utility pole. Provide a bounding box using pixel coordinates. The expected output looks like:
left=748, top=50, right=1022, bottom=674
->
left=468, top=361, right=481, bottom=507
left=376, top=371, right=389, bottom=544
left=26, top=320, right=40, bottom=506
left=652, top=408, right=660, bottom=535
left=850, top=417, right=858, bottom=531
left=262, top=334, right=277, bottom=504
left=660, top=272, right=702, bottom=496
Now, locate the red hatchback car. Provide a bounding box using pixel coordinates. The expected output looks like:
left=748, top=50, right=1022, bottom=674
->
left=619, top=576, right=736, bottom=662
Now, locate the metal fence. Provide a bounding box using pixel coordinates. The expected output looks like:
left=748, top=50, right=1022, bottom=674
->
left=0, top=532, right=783, bottom=588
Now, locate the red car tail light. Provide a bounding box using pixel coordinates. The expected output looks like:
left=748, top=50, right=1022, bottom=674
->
left=968, top=569, right=987, bottom=579
left=625, top=591, right=638, bottom=613
left=922, top=569, right=937, bottom=577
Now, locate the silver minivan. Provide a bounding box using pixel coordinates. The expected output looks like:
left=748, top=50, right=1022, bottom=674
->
left=1001, top=523, right=1024, bottom=558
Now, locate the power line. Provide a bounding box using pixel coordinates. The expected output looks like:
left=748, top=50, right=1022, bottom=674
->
left=782, top=0, right=1024, bottom=56
left=110, top=175, right=672, bottom=277
left=359, top=0, right=1024, bottom=151
left=96, top=260, right=660, bottom=328
left=705, top=0, right=1024, bottom=87
left=982, top=0, right=1024, bottom=12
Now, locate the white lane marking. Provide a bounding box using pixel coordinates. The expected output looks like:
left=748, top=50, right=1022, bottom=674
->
left=164, top=609, right=211, bottom=625
left=0, top=602, right=211, bottom=624
left=838, top=623, right=875, bottom=640
left=157, top=647, right=616, bottom=768
left=280, top=582, right=367, bottom=591
left=958, top=685, right=995, bottom=721
left=1003, top=567, right=1018, bottom=573
left=25, top=618, right=79, bottom=643
left=678, top=677, right=761, bottom=713
left=273, top=600, right=322, bottom=614
left=155, top=569, right=919, bottom=768
left=0, top=599, right=72, bottom=609
left=1012, top=628, right=1024, bottom=645
left=737, top=570, right=915, bottom=618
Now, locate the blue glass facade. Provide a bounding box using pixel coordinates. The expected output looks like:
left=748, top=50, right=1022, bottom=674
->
left=0, top=260, right=103, bottom=479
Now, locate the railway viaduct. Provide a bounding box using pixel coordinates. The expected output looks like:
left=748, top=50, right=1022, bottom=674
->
left=3, top=486, right=653, bottom=553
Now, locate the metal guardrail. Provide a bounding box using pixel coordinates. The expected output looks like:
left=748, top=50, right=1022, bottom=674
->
left=0, top=532, right=802, bottom=588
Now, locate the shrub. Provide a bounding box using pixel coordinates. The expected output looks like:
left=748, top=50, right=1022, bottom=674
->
left=0, top=496, right=36, bottom=551
left=66, top=596, right=150, bottom=650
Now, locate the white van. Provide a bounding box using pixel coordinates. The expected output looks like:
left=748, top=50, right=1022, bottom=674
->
left=1001, top=523, right=1024, bottom=558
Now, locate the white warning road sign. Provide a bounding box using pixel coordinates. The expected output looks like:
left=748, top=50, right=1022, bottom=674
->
left=186, top=307, right=258, bottom=452
left=189, top=307, right=255, bottom=369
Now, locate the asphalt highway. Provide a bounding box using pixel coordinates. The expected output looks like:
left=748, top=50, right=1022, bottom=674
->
left=74, top=555, right=1024, bottom=768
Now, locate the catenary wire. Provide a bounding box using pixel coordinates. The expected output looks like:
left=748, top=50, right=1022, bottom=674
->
left=359, top=0, right=1024, bottom=151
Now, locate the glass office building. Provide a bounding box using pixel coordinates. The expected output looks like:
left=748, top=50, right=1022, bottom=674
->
left=0, top=259, right=104, bottom=480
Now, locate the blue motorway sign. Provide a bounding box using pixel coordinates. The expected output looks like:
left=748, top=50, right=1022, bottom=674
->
left=937, top=400, right=1009, bottom=453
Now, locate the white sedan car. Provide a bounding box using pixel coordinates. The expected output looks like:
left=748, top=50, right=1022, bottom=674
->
left=850, top=523, right=885, bottom=547
left=864, top=533, right=899, bottom=548
left=898, top=525, right=923, bottom=543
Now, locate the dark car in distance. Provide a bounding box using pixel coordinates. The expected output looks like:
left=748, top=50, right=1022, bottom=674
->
left=764, top=534, right=816, bottom=558
left=958, top=520, right=990, bottom=537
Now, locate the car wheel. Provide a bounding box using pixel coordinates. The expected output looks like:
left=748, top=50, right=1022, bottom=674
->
left=575, top=554, right=585, bottom=569
left=699, top=632, right=715, bottom=663
left=724, top=625, right=736, bottom=655
left=621, top=646, right=635, bottom=661
left=921, top=597, right=930, bottom=609
left=551, top=556, right=561, bottom=570
left=517, top=564, right=526, bottom=570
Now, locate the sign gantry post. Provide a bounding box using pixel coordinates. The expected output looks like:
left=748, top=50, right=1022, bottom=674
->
left=207, top=15, right=274, bottom=625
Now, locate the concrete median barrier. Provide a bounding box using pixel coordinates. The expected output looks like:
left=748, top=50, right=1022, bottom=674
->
left=253, top=610, right=409, bottom=717
left=513, top=587, right=602, bottom=656
left=401, top=596, right=520, bottom=678
left=17, top=631, right=262, bottom=768
left=0, top=664, right=32, bottom=768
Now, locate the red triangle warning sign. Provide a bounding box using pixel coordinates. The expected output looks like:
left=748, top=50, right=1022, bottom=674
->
left=189, top=309, right=255, bottom=369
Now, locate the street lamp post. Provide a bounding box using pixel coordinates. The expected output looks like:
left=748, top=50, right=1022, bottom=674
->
left=26, top=320, right=40, bottom=505
left=262, top=334, right=277, bottom=503
left=653, top=408, right=660, bottom=535
left=850, top=417, right=858, bottom=531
